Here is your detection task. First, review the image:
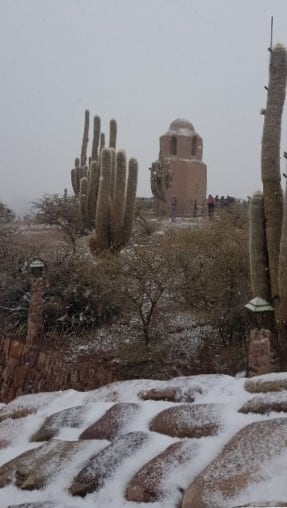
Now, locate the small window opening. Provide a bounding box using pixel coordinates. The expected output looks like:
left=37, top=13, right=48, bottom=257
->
left=191, top=136, right=198, bottom=156
left=170, top=136, right=177, bottom=155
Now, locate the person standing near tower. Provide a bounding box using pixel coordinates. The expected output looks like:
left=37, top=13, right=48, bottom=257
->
left=207, top=194, right=215, bottom=218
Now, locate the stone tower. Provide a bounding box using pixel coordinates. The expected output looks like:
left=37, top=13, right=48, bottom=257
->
left=150, top=119, right=207, bottom=216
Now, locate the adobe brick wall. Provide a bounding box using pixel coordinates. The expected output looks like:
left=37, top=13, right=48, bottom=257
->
left=159, top=159, right=207, bottom=216
left=0, top=335, right=121, bottom=403
left=154, top=119, right=207, bottom=216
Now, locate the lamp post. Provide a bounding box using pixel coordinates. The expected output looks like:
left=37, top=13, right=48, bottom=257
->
left=26, top=259, right=45, bottom=345
left=244, top=296, right=273, bottom=377
left=30, top=259, right=45, bottom=278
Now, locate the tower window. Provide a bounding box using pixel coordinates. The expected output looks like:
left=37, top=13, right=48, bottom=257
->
left=191, top=136, right=198, bottom=156
left=170, top=136, right=177, bottom=155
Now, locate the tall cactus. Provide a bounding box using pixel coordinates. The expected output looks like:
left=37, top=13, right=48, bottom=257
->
left=70, top=110, right=138, bottom=251
left=261, top=44, right=287, bottom=312
left=71, top=111, right=118, bottom=229
left=92, top=148, right=138, bottom=253
left=249, top=43, right=287, bottom=364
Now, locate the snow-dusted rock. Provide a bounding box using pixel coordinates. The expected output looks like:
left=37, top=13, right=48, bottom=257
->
left=137, top=386, right=201, bottom=403
left=245, top=373, right=287, bottom=393
left=0, top=373, right=287, bottom=507
left=30, top=405, right=87, bottom=441
left=239, top=391, right=287, bottom=414
left=79, top=402, right=140, bottom=440
left=126, top=440, right=196, bottom=502
left=150, top=404, right=221, bottom=438
left=70, top=431, right=148, bottom=496
left=0, top=440, right=89, bottom=490
left=181, top=418, right=287, bottom=508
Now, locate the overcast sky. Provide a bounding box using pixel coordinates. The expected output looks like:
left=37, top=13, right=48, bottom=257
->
left=1, top=0, right=287, bottom=213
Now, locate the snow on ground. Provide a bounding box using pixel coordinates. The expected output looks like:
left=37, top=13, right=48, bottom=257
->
left=0, top=374, right=287, bottom=507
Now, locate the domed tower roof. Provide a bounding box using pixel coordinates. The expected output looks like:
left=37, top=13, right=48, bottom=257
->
left=166, top=118, right=195, bottom=137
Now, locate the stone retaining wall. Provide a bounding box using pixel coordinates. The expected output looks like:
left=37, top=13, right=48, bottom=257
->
left=0, top=335, right=120, bottom=403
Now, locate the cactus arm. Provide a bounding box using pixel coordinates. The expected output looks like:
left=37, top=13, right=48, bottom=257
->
left=109, top=148, right=117, bottom=203
left=71, top=158, right=80, bottom=197
left=110, top=150, right=127, bottom=248
left=100, top=133, right=105, bottom=153
left=91, top=116, right=101, bottom=161
left=71, top=169, right=78, bottom=196
left=87, top=160, right=100, bottom=224
left=109, top=119, right=117, bottom=149
left=121, top=158, right=138, bottom=246
left=79, top=176, right=89, bottom=232
left=95, top=148, right=113, bottom=250
left=80, top=110, right=90, bottom=167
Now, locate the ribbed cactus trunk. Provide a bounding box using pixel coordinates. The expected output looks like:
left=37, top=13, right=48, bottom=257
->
left=87, top=161, right=99, bottom=225
left=80, top=110, right=89, bottom=167
left=109, top=119, right=117, bottom=149
left=261, top=44, right=287, bottom=319
left=111, top=150, right=127, bottom=248
left=278, top=179, right=287, bottom=361
left=279, top=181, right=287, bottom=316
left=79, top=176, right=89, bottom=233
left=249, top=43, right=287, bottom=368
left=70, top=110, right=137, bottom=252
left=122, top=158, right=138, bottom=246
left=249, top=192, right=270, bottom=300
left=94, top=149, right=138, bottom=252
left=95, top=148, right=113, bottom=251
left=91, top=116, right=101, bottom=161
left=100, top=133, right=105, bottom=153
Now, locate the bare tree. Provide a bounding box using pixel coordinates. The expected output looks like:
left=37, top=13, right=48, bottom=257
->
left=122, top=241, right=175, bottom=348
left=33, top=194, right=80, bottom=251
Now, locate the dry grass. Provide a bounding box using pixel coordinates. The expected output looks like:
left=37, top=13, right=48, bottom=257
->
left=18, top=227, right=68, bottom=252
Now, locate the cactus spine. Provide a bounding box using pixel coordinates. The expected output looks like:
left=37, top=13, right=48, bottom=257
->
left=249, top=44, right=287, bottom=363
